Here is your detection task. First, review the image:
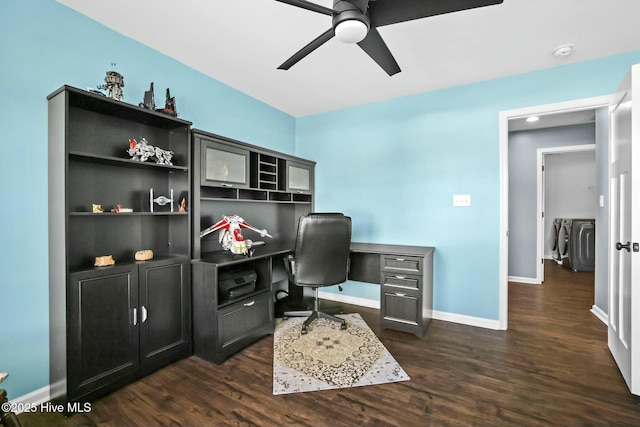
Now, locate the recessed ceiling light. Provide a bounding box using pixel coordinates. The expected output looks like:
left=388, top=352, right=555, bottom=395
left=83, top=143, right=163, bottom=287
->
left=553, top=44, right=574, bottom=57
left=526, top=116, right=540, bottom=123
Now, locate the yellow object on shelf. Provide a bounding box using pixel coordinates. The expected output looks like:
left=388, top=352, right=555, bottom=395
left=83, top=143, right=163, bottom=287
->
left=135, top=250, right=154, bottom=261
left=94, top=255, right=115, bottom=266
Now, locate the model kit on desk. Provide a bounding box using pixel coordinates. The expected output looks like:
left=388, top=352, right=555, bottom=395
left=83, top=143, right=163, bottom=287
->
left=200, top=214, right=272, bottom=256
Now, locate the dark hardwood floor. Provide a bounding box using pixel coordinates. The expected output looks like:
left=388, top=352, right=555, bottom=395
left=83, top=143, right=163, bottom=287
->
left=18, top=261, right=640, bottom=426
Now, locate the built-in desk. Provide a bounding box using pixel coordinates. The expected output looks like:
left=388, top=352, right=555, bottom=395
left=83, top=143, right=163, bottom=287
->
left=192, top=241, right=434, bottom=363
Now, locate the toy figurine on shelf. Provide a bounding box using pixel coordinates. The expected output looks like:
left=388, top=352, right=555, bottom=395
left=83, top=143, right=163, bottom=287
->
left=111, top=204, right=133, bottom=213
left=200, top=214, right=272, bottom=256
left=150, top=188, right=174, bottom=213
left=97, top=67, right=124, bottom=101
left=156, top=88, right=177, bottom=117
left=92, top=204, right=104, bottom=213
left=127, top=138, right=174, bottom=165
left=139, top=82, right=155, bottom=110
left=178, top=197, right=186, bottom=213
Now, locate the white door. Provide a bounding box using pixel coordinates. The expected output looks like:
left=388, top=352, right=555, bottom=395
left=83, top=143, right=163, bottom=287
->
left=608, top=64, right=640, bottom=395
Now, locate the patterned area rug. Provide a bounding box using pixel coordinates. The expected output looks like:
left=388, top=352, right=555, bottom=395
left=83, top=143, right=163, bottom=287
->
left=273, top=313, right=410, bottom=395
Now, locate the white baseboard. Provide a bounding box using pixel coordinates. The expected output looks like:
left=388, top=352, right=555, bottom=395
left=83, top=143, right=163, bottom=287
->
left=590, top=304, right=608, bottom=324
left=508, top=275, right=541, bottom=285
left=432, top=310, right=501, bottom=330
left=318, top=292, right=500, bottom=330
left=10, top=385, right=50, bottom=414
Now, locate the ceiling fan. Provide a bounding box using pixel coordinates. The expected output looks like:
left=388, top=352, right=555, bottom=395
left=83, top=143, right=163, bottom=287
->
left=275, top=0, right=504, bottom=76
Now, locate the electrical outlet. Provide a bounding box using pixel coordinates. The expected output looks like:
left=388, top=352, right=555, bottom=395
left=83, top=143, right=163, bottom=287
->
left=453, top=194, right=471, bottom=207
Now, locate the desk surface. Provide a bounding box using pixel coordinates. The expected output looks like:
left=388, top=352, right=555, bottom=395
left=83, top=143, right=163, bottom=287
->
left=351, top=242, right=434, bottom=256
left=194, top=241, right=434, bottom=268
left=195, top=240, right=294, bottom=267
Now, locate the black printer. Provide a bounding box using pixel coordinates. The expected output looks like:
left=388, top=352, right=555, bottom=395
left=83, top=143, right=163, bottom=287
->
left=218, top=268, right=257, bottom=301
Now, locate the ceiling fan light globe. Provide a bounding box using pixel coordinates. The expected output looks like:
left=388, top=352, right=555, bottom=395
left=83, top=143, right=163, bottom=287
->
left=335, top=19, right=368, bottom=43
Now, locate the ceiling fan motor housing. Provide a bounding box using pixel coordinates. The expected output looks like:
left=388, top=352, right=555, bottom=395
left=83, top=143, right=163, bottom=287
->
left=332, top=1, right=370, bottom=30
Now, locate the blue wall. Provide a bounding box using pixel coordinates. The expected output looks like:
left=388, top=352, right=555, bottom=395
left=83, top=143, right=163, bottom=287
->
left=296, top=51, right=640, bottom=319
left=0, top=0, right=294, bottom=399
left=2, top=0, right=640, bottom=402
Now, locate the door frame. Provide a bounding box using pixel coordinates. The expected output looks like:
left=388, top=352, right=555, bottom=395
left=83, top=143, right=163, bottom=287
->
left=498, top=95, right=611, bottom=329
left=536, top=144, right=596, bottom=284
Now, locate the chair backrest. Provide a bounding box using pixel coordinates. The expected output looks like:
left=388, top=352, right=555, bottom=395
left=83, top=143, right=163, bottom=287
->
left=293, top=213, right=352, bottom=287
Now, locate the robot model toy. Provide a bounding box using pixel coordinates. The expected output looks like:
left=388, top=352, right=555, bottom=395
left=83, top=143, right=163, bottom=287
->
left=200, top=215, right=272, bottom=255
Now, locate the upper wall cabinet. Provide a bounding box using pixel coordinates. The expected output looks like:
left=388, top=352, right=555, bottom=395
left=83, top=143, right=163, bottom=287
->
left=193, top=129, right=315, bottom=204
left=192, top=129, right=315, bottom=257
left=200, top=139, right=251, bottom=189
left=286, top=160, right=314, bottom=196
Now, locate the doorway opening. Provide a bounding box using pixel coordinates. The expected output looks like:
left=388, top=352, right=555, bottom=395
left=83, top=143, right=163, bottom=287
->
left=498, top=95, right=611, bottom=330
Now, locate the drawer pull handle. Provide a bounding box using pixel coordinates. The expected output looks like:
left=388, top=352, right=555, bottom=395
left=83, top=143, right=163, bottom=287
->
left=395, top=292, right=407, bottom=297
left=395, top=258, right=406, bottom=261
left=221, top=183, right=234, bottom=187
left=395, top=275, right=406, bottom=279
left=244, top=300, right=256, bottom=307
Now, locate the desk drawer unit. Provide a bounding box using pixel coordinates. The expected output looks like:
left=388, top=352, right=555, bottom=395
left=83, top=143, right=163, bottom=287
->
left=378, top=249, right=434, bottom=338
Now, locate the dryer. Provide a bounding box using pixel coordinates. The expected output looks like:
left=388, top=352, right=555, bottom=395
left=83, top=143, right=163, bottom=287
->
left=557, top=218, right=571, bottom=265
left=569, top=219, right=595, bottom=271
left=550, top=218, right=563, bottom=263
left=561, top=218, right=595, bottom=272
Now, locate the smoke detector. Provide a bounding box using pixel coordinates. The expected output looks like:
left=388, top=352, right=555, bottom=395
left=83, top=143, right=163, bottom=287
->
left=553, top=44, right=574, bottom=57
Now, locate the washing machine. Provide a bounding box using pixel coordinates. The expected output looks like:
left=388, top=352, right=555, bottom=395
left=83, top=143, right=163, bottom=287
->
left=561, top=218, right=595, bottom=272
left=550, top=218, right=563, bottom=263
left=557, top=218, right=571, bottom=265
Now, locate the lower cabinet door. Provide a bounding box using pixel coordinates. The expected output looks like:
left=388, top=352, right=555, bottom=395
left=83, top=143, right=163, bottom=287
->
left=138, top=258, right=191, bottom=365
left=217, top=291, right=272, bottom=354
left=68, top=265, right=140, bottom=398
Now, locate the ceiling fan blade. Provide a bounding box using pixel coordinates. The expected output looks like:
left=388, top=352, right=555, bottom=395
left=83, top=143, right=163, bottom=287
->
left=274, top=0, right=336, bottom=16
left=369, top=0, right=503, bottom=27
left=357, top=27, right=401, bottom=76
left=278, top=28, right=335, bottom=70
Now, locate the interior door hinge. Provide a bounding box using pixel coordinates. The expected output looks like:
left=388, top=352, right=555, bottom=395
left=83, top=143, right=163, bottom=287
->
left=542, top=211, right=544, bottom=218
left=542, top=165, right=545, bottom=172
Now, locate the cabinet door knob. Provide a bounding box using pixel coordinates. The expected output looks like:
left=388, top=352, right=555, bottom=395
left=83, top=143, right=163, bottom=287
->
left=244, top=300, right=256, bottom=307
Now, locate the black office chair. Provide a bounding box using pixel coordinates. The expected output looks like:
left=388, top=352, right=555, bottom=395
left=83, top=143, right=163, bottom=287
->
left=283, top=213, right=352, bottom=334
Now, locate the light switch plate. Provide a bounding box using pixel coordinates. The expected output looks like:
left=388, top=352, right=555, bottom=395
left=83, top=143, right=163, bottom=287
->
left=453, top=194, right=471, bottom=207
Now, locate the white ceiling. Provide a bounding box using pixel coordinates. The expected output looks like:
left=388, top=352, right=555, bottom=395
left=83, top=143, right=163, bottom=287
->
left=57, top=0, right=640, bottom=118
